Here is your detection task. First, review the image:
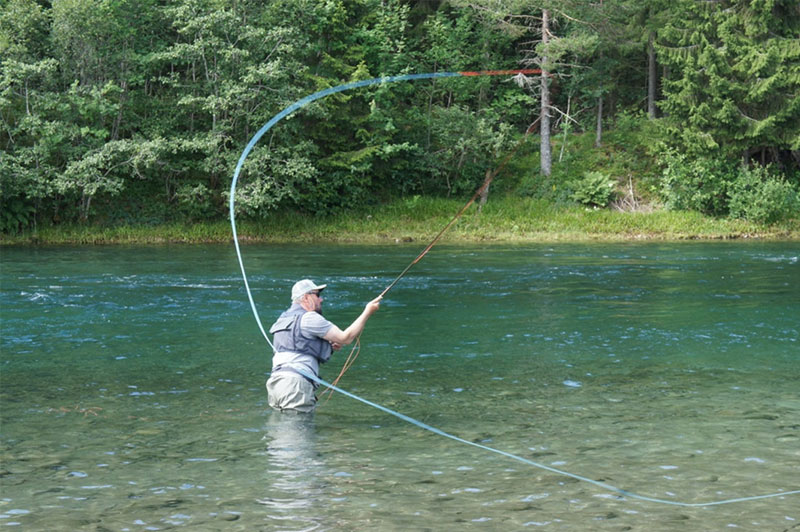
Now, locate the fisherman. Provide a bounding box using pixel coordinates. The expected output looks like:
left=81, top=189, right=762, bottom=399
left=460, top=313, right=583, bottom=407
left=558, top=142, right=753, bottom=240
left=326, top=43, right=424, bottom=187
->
left=266, top=279, right=382, bottom=412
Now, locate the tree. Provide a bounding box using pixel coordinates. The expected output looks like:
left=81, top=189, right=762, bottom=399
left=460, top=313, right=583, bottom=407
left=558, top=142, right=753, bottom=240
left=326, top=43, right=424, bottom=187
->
left=403, top=3, right=524, bottom=197
left=1, top=0, right=60, bottom=230
left=4, top=0, right=794, bottom=230
left=658, top=0, right=800, bottom=169
left=539, top=8, right=552, bottom=176
left=153, top=0, right=317, bottom=216
left=624, top=0, right=673, bottom=120
left=454, top=1, right=615, bottom=177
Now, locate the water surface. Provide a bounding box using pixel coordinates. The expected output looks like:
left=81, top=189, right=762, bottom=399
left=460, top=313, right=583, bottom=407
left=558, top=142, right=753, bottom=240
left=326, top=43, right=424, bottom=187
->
left=1, top=243, right=798, bottom=530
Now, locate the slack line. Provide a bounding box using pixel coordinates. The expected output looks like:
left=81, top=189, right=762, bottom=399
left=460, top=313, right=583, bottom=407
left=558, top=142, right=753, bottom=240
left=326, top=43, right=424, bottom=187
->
left=299, top=369, right=800, bottom=509
left=229, top=71, right=799, bottom=508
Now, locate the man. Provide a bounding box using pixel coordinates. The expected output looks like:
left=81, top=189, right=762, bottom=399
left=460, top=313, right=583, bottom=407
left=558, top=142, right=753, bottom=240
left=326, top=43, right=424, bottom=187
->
left=266, top=279, right=382, bottom=412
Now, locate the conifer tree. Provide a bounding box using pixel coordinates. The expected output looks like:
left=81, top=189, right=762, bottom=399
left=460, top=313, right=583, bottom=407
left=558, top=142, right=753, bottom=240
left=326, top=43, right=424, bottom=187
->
left=658, top=0, right=800, bottom=167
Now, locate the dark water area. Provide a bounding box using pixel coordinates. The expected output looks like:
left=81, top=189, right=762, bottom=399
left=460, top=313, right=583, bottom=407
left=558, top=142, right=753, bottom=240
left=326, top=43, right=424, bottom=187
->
left=1, top=242, right=798, bottom=530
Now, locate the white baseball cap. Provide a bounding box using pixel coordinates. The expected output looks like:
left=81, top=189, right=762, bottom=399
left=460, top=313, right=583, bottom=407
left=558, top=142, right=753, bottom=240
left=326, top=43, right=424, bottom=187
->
left=291, top=279, right=327, bottom=301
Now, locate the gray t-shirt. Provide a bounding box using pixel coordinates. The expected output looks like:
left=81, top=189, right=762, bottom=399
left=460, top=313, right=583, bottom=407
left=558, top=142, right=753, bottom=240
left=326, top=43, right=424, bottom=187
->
left=272, top=311, right=334, bottom=377
left=300, top=311, right=333, bottom=339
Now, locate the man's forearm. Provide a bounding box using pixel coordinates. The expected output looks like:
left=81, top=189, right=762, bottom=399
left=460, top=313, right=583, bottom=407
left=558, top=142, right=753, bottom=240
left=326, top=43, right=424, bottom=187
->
left=340, top=309, right=372, bottom=344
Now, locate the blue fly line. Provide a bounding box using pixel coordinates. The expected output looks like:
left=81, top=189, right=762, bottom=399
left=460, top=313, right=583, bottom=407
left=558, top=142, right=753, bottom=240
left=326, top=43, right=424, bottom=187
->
left=229, top=71, right=800, bottom=508
left=297, top=369, right=799, bottom=509
left=230, top=72, right=465, bottom=349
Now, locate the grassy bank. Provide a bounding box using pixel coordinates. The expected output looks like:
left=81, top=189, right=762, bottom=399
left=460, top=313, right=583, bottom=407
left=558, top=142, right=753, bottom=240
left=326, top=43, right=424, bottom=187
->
left=2, top=197, right=798, bottom=246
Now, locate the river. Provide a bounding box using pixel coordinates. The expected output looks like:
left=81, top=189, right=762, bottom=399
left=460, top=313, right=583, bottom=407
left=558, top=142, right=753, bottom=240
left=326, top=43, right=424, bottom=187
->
left=1, top=242, right=798, bottom=530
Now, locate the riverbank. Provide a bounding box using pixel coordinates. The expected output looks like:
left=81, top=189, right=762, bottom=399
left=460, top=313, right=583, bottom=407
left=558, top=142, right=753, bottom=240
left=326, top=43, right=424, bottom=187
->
left=2, top=197, right=798, bottom=245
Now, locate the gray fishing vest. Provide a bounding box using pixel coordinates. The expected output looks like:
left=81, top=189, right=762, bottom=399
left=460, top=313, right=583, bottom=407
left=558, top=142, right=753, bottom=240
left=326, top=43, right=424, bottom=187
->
left=269, top=306, right=331, bottom=363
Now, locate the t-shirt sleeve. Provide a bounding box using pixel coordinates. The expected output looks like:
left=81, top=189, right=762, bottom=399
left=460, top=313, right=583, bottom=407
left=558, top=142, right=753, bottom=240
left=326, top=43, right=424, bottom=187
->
left=301, top=311, right=334, bottom=338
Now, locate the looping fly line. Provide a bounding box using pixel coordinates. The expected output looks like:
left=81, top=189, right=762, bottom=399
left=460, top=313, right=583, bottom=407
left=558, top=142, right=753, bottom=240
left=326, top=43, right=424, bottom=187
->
left=229, top=69, right=539, bottom=349
left=229, top=70, right=799, bottom=508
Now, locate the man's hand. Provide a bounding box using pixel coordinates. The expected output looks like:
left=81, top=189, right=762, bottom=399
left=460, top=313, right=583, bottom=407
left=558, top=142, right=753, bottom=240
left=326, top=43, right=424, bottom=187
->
left=365, top=295, right=382, bottom=316
left=323, top=295, right=383, bottom=346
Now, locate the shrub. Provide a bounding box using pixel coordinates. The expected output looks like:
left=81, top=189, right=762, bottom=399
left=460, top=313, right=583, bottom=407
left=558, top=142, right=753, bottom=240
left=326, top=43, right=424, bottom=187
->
left=660, top=151, right=735, bottom=216
left=1, top=196, right=36, bottom=234
left=570, top=171, right=616, bottom=208
left=176, top=183, right=217, bottom=221
left=728, top=166, right=798, bottom=224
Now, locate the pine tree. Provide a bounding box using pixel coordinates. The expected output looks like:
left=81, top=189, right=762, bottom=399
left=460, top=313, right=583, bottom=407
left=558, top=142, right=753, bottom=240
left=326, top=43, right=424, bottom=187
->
left=658, top=0, right=800, bottom=167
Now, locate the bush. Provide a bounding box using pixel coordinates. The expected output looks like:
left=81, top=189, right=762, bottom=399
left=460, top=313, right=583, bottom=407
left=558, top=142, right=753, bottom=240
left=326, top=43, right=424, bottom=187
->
left=660, top=151, right=735, bottom=215
left=728, top=166, right=798, bottom=224
left=570, top=171, right=616, bottom=208
left=1, top=196, right=36, bottom=234
left=176, top=183, right=218, bottom=221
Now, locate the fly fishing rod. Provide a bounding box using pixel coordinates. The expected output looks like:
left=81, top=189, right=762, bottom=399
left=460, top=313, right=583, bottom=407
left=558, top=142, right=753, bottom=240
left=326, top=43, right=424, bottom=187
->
left=378, top=118, right=540, bottom=298
left=321, top=117, right=540, bottom=395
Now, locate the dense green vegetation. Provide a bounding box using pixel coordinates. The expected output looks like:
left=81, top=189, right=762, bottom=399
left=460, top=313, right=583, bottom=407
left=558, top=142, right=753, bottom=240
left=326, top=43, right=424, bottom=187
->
left=2, top=0, right=799, bottom=242
left=3, top=196, right=797, bottom=245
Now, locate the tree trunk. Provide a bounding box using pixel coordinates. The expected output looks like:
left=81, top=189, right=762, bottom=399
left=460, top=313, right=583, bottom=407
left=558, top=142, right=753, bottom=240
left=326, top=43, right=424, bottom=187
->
left=478, top=168, right=491, bottom=213
left=595, top=95, right=603, bottom=147
left=111, top=80, right=127, bottom=141
left=648, top=32, right=657, bottom=119
left=427, top=62, right=436, bottom=151
left=25, top=79, right=30, bottom=116
left=559, top=93, right=572, bottom=162
left=540, top=9, right=552, bottom=177
left=80, top=193, right=92, bottom=221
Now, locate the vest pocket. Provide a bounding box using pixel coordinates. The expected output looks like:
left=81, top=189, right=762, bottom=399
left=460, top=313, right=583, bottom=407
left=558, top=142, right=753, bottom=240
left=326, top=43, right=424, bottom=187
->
left=269, top=315, right=296, bottom=334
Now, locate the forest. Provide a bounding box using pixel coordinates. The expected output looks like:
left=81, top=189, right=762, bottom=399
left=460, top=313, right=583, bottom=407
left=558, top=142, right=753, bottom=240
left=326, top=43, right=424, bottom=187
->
left=1, top=0, right=799, bottom=235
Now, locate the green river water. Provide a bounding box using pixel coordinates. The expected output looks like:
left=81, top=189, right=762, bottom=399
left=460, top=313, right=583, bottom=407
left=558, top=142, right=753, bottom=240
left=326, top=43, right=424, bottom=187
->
left=1, top=242, right=798, bottom=531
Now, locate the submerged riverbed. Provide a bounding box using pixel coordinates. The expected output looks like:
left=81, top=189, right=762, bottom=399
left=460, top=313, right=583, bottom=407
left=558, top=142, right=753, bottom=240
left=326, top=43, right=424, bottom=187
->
left=1, top=243, right=798, bottom=530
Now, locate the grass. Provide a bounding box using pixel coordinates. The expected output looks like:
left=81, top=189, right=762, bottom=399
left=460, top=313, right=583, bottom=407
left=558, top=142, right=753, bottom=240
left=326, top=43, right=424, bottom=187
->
left=3, top=196, right=798, bottom=246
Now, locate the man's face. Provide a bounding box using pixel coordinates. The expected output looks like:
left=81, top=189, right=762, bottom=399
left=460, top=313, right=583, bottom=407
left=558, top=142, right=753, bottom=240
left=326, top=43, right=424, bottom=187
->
left=306, top=291, right=323, bottom=312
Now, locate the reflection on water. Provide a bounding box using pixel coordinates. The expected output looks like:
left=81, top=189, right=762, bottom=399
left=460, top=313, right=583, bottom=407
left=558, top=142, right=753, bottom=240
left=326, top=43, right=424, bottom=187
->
left=261, top=411, right=326, bottom=531
left=1, top=243, right=798, bottom=530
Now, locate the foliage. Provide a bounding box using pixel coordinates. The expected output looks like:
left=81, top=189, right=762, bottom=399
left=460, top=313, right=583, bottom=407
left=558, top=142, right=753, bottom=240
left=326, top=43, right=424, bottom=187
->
left=175, top=183, right=216, bottom=221
left=659, top=151, right=736, bottom=215
left=570, top=171, right=616, bottom=208
left=512, top=111, right=664, bottom=207
left=657, top=0, right=800, bottom=162
left=1, top=0, right=798, bottom=233
left=0, top=196, right=36, bottom=234
left=728, top=166, right=798, bottom=224
left=422, top=105, right=514, bottom=197
left=661, top=154, right=799, bottom=224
